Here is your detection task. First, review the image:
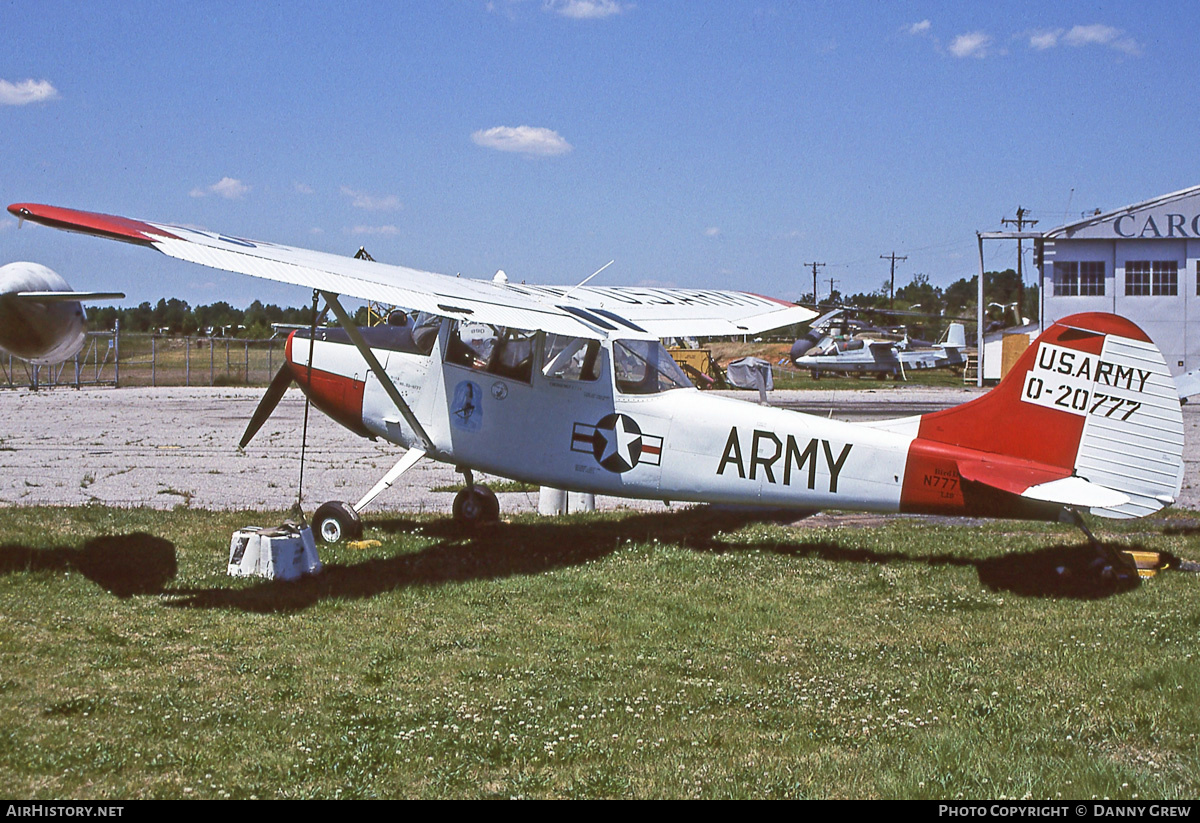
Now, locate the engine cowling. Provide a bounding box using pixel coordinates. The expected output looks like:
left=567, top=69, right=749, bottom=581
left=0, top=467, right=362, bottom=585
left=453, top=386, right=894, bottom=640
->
left=0, top=262, right=88, bottom=365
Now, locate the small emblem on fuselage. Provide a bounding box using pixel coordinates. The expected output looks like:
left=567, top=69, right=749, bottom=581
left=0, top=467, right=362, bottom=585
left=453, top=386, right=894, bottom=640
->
left=571, top=413, right=663, bottom=473
left=451, top=380, right=483, bottom=431
left=491, top=381, right=509, bottom=400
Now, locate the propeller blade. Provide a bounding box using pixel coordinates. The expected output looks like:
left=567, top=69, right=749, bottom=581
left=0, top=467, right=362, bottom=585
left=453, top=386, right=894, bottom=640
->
left=240, top=363, right=294, bottom=448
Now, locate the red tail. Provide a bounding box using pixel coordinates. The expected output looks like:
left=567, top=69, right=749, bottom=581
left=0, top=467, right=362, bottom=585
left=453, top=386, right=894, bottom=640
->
left=899, top=313, right=1182, bottom=520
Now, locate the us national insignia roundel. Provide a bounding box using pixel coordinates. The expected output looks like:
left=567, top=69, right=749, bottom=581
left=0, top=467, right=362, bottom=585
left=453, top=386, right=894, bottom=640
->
left=571, top=413, right=663, bottom=473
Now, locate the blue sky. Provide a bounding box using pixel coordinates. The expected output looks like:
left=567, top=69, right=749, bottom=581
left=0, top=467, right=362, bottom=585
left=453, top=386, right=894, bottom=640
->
left=3, top=0, right=1198, bottom=311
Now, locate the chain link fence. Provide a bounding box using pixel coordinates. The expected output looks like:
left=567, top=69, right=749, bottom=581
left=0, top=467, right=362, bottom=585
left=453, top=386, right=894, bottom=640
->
left=1, top=330, right=286, bottom=389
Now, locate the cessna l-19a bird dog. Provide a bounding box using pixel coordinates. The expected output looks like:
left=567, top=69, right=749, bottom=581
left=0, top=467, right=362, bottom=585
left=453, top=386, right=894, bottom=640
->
left=0, top=260, right=122, bottom=364
left=7, top=203, right=1185, bottom=548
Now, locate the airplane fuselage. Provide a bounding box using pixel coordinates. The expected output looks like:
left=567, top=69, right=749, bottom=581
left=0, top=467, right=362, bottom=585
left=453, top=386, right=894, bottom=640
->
left=283, top=322, right=1062, bottom=520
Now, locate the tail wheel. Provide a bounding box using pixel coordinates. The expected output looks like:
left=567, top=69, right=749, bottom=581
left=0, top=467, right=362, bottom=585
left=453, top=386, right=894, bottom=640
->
left=453, top=484, right=500, bottom=526
left=313, top=500, right=363, bottom=544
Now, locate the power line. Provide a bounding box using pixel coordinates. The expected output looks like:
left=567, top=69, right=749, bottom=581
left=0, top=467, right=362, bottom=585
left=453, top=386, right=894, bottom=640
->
left=803, top=261, right=825, bottom=305
left=881, top=252, right=908, bottom=307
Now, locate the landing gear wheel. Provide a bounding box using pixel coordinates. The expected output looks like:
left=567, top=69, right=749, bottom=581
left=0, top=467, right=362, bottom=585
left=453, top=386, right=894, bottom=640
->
left=453, top=484, right=500, bottom=527
left=313, top=501, right=363, bottom=544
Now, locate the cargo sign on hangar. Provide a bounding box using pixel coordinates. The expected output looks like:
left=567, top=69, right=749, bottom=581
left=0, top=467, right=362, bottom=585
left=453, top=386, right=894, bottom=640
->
left=979, top=184, right=1200, bottom=392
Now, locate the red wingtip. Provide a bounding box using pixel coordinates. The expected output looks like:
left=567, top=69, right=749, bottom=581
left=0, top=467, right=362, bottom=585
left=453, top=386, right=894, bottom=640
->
left=7, top=203, right=178, bottom=245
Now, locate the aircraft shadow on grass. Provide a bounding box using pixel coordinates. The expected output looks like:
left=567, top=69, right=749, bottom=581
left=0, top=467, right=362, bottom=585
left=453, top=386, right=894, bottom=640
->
left=0, top=533, right=177, bottom=598
left=158, top=509, right=1142, bottom=613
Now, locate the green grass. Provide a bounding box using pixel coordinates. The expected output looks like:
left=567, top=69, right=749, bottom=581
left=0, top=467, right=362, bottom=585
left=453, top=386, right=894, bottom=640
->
left=1, top=505, right=1198, bottom=799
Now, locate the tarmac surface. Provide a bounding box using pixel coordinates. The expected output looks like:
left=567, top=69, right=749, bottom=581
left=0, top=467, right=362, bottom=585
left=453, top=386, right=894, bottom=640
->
left=1, top=384, right=1197, bottom=516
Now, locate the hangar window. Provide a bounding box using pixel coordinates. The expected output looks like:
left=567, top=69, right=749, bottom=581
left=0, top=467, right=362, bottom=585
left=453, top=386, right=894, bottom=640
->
left=1126, top=261, right=1178, bottom=296
left=1054, top=262, right=1105, bottom=296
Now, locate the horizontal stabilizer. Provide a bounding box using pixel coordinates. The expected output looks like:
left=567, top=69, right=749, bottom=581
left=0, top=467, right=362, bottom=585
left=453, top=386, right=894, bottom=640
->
left=1020, top=476, right=1131, bottom=509
left=15, top=291, right=125, bottom=301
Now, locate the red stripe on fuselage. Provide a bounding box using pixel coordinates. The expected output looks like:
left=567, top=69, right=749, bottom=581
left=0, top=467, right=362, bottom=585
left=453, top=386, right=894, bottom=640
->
left=284, top=332, right=370, bottom=438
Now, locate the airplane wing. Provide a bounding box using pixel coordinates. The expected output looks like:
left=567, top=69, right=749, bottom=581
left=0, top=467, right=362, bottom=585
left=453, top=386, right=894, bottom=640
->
left=8, top=203, right=815, bottom=339
left=867, top=340, right=901, bottom=365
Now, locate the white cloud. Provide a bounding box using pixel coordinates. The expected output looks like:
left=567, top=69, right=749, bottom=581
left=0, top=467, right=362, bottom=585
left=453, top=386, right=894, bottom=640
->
left=1063, top=23, right=1140, bottom=55
left=293, top=182, right=315, bottom=195
left=1028, top=29, right=1062, bottom=50
left=1025, top=24, right=1140, bottom=56
left=472, top=125, right=573, bottom=156
left=340, top=186, right=402, bottom=211
left=544, top=0, right=628, bottom=20
left=0, top=78, right=59, bottom=106
left=905, top=20, right=931, bottom=36
left=348, top=225, right=400, bottom=236
left=949, top=31, right=992, bottom=59
left=189, top=177, right=250, bottom=199
left=704, top=227, right=721, bottom=238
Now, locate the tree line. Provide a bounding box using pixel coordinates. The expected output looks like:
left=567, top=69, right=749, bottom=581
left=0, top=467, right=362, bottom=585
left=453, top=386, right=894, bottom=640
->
left=86, top=298, right=370, bottom=338
left=87, top=268, right=1036, bottom=341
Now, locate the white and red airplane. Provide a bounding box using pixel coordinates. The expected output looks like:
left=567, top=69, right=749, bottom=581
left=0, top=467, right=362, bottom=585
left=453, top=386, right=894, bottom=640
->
left=6, top=203, right=1185, bottom=551
left=0, top=260, right=122, bottom=365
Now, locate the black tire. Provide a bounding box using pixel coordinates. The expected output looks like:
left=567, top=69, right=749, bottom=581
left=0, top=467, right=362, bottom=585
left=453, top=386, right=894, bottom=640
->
left=313, top=500, right=363, bottom=544
left=453, top=484, right=500, bottom=526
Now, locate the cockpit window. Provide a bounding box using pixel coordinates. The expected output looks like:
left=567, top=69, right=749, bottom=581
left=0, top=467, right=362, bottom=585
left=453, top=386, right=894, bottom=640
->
left=613, top=339, right=693, bottom=394
left=542, top=335, right=602, bottom=382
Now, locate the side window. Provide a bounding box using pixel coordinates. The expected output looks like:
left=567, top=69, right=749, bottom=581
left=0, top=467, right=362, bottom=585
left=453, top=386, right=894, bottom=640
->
left=542, top=335, right=601, bottom=382
left=491, top=329, right=537, bottom=383
left=446, top=321, right=498, bottom=369
left=445, top=322, right=538, bottom=384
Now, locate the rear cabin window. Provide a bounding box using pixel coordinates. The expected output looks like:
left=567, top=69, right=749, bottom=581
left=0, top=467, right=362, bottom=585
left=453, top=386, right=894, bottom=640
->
left=446, top=322, right=537, bottom=383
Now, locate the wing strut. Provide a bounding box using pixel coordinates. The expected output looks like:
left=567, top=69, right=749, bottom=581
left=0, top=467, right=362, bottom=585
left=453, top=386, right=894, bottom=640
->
left=320, top=290, right=435, bottom=453
left=354, top=446, right=426, bottom=513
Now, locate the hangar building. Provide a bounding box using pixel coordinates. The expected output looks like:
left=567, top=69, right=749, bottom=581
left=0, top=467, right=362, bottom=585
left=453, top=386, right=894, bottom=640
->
left=1038, top=184, right=1200, bottom=379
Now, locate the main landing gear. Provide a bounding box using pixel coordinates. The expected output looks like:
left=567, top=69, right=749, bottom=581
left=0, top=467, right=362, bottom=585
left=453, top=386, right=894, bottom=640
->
left=313, top=500, right=364, bottom=544
left=452, top=468, right=499, bottom=527
left=310, top=459, right=500, bottom=544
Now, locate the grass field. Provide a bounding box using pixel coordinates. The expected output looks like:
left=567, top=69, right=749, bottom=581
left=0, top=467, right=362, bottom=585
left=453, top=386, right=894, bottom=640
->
left=1, top=505, right=1198, bottom=799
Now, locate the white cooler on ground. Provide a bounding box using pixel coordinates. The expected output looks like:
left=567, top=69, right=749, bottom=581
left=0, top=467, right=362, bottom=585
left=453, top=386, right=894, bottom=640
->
left=228, top=523, right=323, bottom=580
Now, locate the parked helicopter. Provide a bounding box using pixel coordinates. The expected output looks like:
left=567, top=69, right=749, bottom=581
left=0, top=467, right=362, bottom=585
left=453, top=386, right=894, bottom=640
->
left=8, top=202, right=1184, bottom=551
left=0, top=260, right=122, bottom=364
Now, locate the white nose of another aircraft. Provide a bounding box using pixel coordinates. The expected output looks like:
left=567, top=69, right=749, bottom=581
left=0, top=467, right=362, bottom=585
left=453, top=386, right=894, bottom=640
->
left=0, top=261, right=91, bottom=365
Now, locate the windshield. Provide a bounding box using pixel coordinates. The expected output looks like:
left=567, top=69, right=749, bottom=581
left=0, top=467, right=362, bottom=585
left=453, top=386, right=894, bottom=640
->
left=613, top=339, right=694, bottom=394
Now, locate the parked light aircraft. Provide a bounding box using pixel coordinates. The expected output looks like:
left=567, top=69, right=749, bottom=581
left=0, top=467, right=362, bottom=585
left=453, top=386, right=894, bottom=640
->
left=0, top=260, right=122, bottom=364
left=791, top=320, right=969, bottom=380
left=7, top=203, right=1185, bottom=553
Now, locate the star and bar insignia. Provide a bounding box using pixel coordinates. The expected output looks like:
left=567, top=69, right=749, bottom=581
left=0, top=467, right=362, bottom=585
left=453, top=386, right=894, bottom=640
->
left=571, top=413, right=663, bottom=473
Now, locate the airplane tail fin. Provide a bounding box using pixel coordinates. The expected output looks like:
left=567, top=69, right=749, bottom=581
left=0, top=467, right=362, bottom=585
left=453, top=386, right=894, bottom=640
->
left=912, top=313, right=1183, bottom=519
left=943, top=322, right=966, bottom=350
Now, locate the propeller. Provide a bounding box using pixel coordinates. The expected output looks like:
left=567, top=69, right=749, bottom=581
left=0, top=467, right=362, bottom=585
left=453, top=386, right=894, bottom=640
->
left=240, top=362, right=295, bottom=448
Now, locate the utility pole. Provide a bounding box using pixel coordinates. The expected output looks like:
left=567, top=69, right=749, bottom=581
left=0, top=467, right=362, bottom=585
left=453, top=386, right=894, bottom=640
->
left=881, top=252, right=907, bottom=308
left=1001, top=207, right=1038, bottom=321
left=804, top=261, right=825, bottom=307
